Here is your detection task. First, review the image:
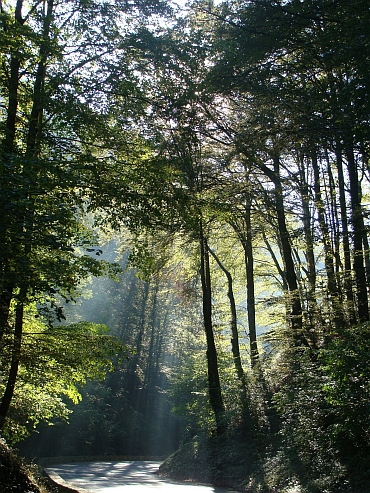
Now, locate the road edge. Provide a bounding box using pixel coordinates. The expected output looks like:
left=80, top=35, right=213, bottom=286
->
left=44, top=467, right=95, bottom=493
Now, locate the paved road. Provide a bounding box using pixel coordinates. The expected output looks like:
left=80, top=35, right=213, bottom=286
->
left=45, top=460, right=237, bottom=492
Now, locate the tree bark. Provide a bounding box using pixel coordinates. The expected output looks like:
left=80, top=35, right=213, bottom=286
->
left=271, top=155, right=306, bottom=347
left=0, top=286, right=13, bottom=342
left=0, top=288, right=26, bottom=430
left=199, top=222, right=226, bottom=435
left=244, top=201, right=259, bottom=366
left=335, top=143, right=356, bottom=324
left=325, top=152, right=341, bottom=276
left=26, top=0, right=54, bottom=157
left=0, top=0, right=24, bottom=338
left=0, top=0, right=56, bottom=423
left=311, top=151, right=343, bottom=331
left=229, top=208, right=260, bottom=367
left=208, top=246, right=246, bottom=385
left=346, top=146, right=369, bottom=322
left=261, top=228, right=288, bottom=291
left=297, top=155, right=320, bottom=337
left=144, top=279, right=159, bottom=389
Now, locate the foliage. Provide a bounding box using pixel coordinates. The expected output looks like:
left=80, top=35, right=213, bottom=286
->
left=158, top=426, right=262, bottom=491
left=320, top=323, right=370, bottom=474
left=0, top=0, right=170, bottom=443
left=273, top=354, right=345, bottom=491
left=19, top=254, right=192, bottom=459
left=1, top=0, right=370, bottom=491
left=0, top=305, right=128, bottom=444
left=271, top=324, right=370, bottom=490
left=170, top=330, right=213, bottom=435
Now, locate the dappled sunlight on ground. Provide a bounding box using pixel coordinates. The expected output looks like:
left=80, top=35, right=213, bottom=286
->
left=45, top=460, right=236, bottom=492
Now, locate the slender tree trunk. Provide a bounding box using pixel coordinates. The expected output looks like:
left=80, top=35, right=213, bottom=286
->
left=3, top=58, right=21, bottom=154
left=358, top=178, right=370, bottom=290
left=0, top=0, right=58, bottom=430
left=297, top=155, right=319, bottom=339
left=142, top=281, right=160, bottom=416
left=360, top=150, right=370, bottom=291
left=199, top=222, right=226, bottom=435
left=229, top=210, right=259, bottom=367
left=125, top=282, right=149, bottom=394
left=362, top=228, right=370, bottom=290
left=325, top=154, right=341, bottom=276
left=0, top=1, right=24, bottom=336
left=26, top=0, right=54, bottom=158
left=346, top=146, right=369, bottom=322
left=0, top=287, right=26, bottom=430
left=1, top=0, right=24, bottom=154
left=144, top=279, right=159, bottom=389
left=0, top=287, right=13, bottom=342
left=335, top=143, right=356, bottom=324
left=243, top=201, right=259, bottom=366
left=272, top=156, right=307, bottom=347
left=0, top=1, right=24, bottom=426
left=298, top=156, right=316, bottom=295
left=118, top=274, right=139, bottom=341
left=154, top=303, right=171, bottom=386
left=311, top=151, right=343, bottom=330
left=208, top=246, right=246, bottom=385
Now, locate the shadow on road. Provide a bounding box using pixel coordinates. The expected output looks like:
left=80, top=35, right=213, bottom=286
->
left=45, top=460, right=236, bottom=492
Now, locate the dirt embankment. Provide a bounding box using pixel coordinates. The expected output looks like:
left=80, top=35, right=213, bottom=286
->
left=0, top=439, right=52, bottom=493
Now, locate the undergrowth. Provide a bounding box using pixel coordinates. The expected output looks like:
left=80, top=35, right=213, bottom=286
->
left=0, top=438, right=53, bottom=493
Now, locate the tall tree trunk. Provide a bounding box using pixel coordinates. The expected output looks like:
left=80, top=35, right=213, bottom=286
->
left=243, top=201, right=259, bottom=366
left=118, top=274, right=139, bottom=341
left=144, top=279, right=160, bottom=389
left=229, top=208, right=260, bottom=367
left=0, top=287, right=26, bottom=430
left=0, top=0, right=24, bottom=338
left=125, top=282, right=149, bottom=394
left=199, top=222, right=226, bottom=435
left=362, top=228, right=370, bottom=290
left=1, top=0, right=24, bottom=155
left=346, top=146, right=369, bottom=322
left=360, top=149, right=370, bottom=290
left=358, top=179, right=370, bottom=291
left=298, top=156, right=316, bottom=295
left=325, top=152, right=341, bottom=276
left=335, top=143, right=356, bottom=324
left=297, top=155, right=319, bottom=339
left=208, top=246, right=246, bottom=386
left=0, top=0, right=30, bottom=414
left=26, top=0, right=54, bottom=158
left=0, top=0, right=56, bottom=421
left=311, top=151, right=343, bottom=331
left=0, top=287, right=13, bottom=342
left=271, top=156, right=307, bottom=348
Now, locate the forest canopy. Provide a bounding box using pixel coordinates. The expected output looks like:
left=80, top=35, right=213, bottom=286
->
left=1, top=0, right=370, bottom=491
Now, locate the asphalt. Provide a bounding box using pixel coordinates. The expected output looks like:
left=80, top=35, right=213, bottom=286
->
left=44, top=460, right=237, bottom=492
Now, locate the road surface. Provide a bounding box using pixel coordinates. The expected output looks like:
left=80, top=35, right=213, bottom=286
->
left=45, top=460, right=237, bottom=492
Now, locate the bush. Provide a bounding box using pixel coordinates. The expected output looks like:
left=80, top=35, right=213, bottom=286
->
left=320, top=323, right=370, bottom=477
left=272, top=323, right=370, bottom=491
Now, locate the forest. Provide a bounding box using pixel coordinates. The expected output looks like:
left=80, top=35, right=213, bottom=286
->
left=0, top=0, right=370, bottom=491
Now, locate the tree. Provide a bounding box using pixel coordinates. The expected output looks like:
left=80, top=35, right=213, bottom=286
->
left=0, top=0, right=170, bottom=430
left=208, top=246, right=245, bottom=386
left=0, top=306, right=127, bottom=443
